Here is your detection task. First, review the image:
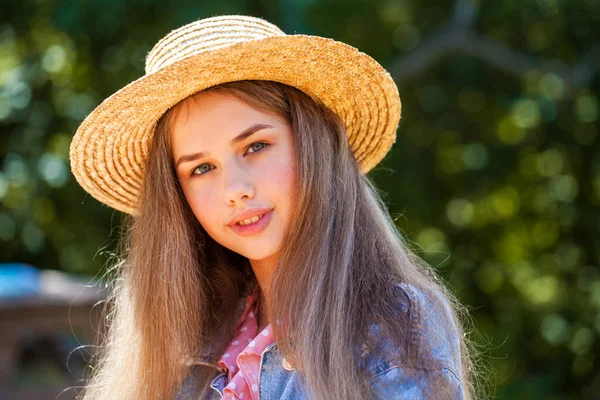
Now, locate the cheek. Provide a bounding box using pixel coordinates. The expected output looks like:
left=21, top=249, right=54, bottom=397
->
left=182, top=184, right=220, bottom=229
left=261, top=154, right=296, bottom=212
left=276, top=166, right=296, bottom=198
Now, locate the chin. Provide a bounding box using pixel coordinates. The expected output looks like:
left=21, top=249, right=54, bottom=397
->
left=236, top=244, right=280, bottom=264
left=243, top=250, right=278, bottom=262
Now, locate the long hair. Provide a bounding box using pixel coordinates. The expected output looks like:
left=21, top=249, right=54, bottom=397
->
left=80, top=80, right=484, bottom=399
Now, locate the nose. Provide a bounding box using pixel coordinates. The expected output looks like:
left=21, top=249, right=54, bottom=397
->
left=223, top=164, right=255, bottom=205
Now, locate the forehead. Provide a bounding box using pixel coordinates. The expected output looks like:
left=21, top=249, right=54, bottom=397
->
left=169, top=92, right=287, bottom=153
left=178, top=92, right=281, bottom=127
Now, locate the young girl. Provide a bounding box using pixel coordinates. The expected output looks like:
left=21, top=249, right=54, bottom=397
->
left=70, top=15, right=479, bottom=400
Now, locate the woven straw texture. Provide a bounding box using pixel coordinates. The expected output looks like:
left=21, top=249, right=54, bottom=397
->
left=70, top=15, right=402, bottom=215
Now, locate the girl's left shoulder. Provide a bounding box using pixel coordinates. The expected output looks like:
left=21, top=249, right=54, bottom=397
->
left=360, top=282, right=464, bottom=399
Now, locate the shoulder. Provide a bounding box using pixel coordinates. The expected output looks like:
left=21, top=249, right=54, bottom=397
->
left=360, top=282, right=463, bottom=387
left=359, top=283, right=465, bottom=398
left=370, top=365, right=464, bottom=400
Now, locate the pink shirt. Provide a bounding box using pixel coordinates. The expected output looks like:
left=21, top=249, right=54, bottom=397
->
left=218, top=285, right=275, bottom=400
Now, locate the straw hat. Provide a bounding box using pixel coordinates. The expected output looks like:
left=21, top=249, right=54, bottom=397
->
left=70, top=15, right=401, bottom=215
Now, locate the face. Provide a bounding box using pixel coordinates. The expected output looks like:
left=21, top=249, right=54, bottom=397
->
left=170, top=92, right=296, bottom=268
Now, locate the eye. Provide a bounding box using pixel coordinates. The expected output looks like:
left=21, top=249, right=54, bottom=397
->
left=191, top=163, right=214, bottom=176
left=245, top=141, right=268, bottom=155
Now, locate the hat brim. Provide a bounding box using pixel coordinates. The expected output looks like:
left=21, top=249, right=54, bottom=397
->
left=70, top=34, right=401, bottom=215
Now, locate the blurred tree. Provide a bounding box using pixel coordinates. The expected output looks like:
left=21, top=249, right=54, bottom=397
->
left=1, top=0, right=599, bottom=398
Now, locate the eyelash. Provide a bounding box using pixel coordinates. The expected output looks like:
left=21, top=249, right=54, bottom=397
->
left=190, top=141, right=269, bottom=176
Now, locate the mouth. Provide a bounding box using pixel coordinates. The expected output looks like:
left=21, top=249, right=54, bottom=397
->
left=228, top=210, right=273, bottom=236
left=236, top=213, right=266, bottom=226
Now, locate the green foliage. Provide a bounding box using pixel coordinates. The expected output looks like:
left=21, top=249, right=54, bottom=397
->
left=1, top=0, right=599, bottom=398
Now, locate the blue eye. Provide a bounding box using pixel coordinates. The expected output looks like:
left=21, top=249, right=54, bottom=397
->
left=246, top=142, right=268, bottom=154
left=191, top=163, right=214, bottom=176
left=189, top=142, right=267, bottom=177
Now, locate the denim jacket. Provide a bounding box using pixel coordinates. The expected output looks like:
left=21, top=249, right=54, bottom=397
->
left=176, top=283, right=464, bottom=399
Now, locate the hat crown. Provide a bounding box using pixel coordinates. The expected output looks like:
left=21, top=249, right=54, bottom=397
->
left=145, top=15, right=286, bottom=74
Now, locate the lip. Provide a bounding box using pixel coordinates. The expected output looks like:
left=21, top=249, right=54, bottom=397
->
left=226, top=207, right=274, bottom=226
left=227, top=209, right=273, bottom=236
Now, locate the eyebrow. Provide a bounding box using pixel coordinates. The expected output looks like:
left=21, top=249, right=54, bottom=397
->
left=174, top=123, right=274, bottom=169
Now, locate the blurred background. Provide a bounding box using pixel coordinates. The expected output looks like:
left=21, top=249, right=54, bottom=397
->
left=1, top=0, right=599, bottom=399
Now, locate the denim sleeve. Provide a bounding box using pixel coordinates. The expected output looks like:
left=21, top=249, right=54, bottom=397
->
left=361, top=282, right=465, bottom=399
left=371, top=365, right=464, bottom=400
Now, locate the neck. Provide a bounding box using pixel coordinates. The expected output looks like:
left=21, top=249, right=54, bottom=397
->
left=249, top=255, right=276, bottom=330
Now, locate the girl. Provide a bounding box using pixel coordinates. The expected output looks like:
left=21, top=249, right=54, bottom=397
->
left=70, top=15, right=479, bottom=400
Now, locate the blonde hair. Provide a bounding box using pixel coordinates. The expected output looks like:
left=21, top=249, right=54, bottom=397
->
left=80, top=81, right=485, bottom=399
